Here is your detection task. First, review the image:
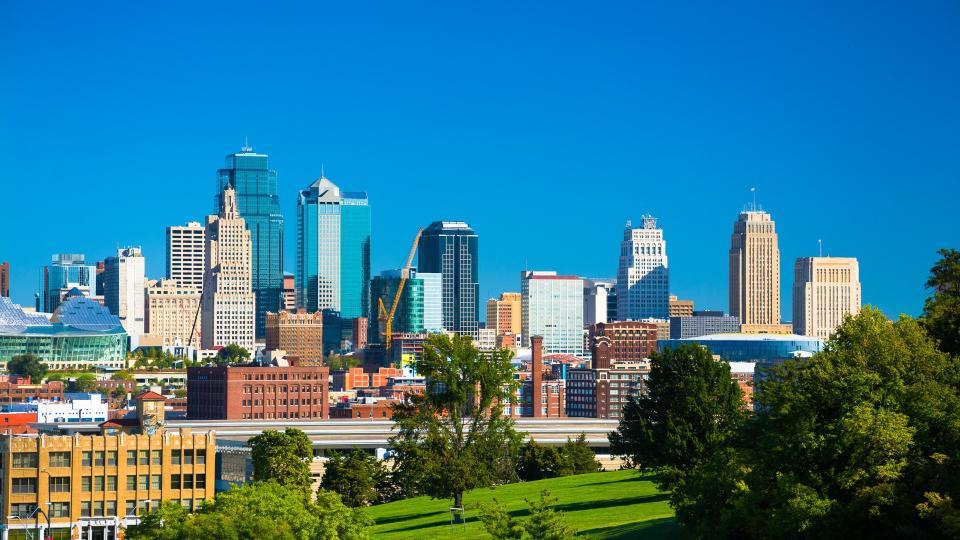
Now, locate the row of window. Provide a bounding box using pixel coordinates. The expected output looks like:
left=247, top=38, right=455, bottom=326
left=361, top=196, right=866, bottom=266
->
left=9, top=449, right=206, bottom=469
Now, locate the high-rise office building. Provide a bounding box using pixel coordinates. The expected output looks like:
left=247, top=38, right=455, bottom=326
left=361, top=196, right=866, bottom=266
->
left=0, top=262, right=8, bottom=297
left=296, top=175, right=371, bottom=321
left=521, top=271, right=584, bottom=355
left=145, top=278, right=201, bottom=347
left=419, top=272, right=443, bottom=333
left=38, top=254, right=97, bottom=313
left=103, top=247, right=146, bottom=344
left=793, top=257, right=861, bottom=339
left=417, top=221, right=479, bottom=335
left=370, top=269, right=425, bottom=338
left=486, top=292, right=522, bottom=337
left=167, top=221, right=205, bottom=290
left=669, top=311, right=740, bottom=339
left=216, top=146, right=283, bottom=338
left=729, top=209, right=780, bottom=325
left=583, top=279, right=614, bottom=326
left=202, top=186, right=255, bottom=350
left=616, top=216, right=669, bottom=320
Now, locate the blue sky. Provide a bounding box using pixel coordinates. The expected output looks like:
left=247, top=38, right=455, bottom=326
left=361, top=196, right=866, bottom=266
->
left=1, top=1, right=957, bottom=319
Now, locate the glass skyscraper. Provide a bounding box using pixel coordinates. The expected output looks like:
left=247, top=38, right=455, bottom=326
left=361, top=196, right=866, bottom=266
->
left=297, top=175, right=371, bottom=321
left=38, top=254, right=97, bottom=313
left=370, top=269, right=425, bottom=338
left=417, top=221, right=479, bottom=335
left=216, top=146, right=284, bottom=338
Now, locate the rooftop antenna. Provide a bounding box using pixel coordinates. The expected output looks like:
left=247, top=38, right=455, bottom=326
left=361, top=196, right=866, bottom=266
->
left=242, top=136, right=252, bottom=153
left=321, top=163, right=325, bottom=178
left=818, top=239, right=823, bottom=257
left=750, top=187, right=757, bottom=211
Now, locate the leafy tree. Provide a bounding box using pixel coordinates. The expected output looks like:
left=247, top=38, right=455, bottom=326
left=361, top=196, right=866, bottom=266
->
left=126, top=481, right=372, bottom=540
left=217, top=344, right=251, bottom=366
left=326, top=354, right=362, bottom=371
left=173, top=388, right=188, bottom=398
left=112, top=369, right=134, bottom=381
left=921, top=248, right=960, bottom=357
left=517, top=440, right=571, bottom=481
left=563, top=433, right=602, bottom=475
left=70, top=372, right=99, bottom=393
left=249, top=428, right=314, bottom=495
left=6, top=353, right=48, bottom=381
left=608, top=343, right=745, bottom=488
left=320, top=448, right=392, bottom=507
left=390, top=333, right=521, bottom=515
left=480, top=490, right=577, bottom=540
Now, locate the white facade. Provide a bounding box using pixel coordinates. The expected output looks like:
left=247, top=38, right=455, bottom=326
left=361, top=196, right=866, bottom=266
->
left=792, top=257, right=861, bottom=339
left=104, top=247, right=145, bottom=346
left=166, top=221, right=205, bottom=290
left=616, top=216, right=669, bottom=321
left=35, top=393, right=108, bottom=423
left=583, top=278, right=614, bottom=326
left=202, top=186, right=256, bottom=350
left=417, top=271, right=444, bottom=333
left=521, top=271, right=584, bottom=355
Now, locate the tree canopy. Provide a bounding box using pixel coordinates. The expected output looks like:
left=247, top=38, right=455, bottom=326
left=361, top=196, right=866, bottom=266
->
left=922, top=248, right=960, bottom=357
left=479, top=490, right=578, bottom=540
left=389, top=333, right=521, bottom=513
left=216, top=344, right=251, bottom=366
left=6, top=353, right=48, bottom=381
left=249, top=428, right=314, bottom=496
left=320, top=448, right=393, bottom=507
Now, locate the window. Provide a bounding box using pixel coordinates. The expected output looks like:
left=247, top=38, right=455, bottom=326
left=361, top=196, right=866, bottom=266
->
left=82, top=451, right=92, bottom=467
left=171, top=452, right=181, bottom=465
left=11, top=503, right=37, bottom=518
left=49, top=451, right=71, bottom=467
left=183, top=474, right=193, bottom=489
left=106, top=475, right=117, bottom=491
left=94, top=476, right=104, bottom=491
left=151, top=475, right=161, bottom=490
left=127, top=450, right=136, bottom=466
left=12, top=477, right=36, bottom=494
left=151, top=450, right=161, bottom=465
left=12, top=452, right=38, bottom=468
left=195, top=449, right=206, bottom=465
left=50, top=477, right=70, bottom=493
left=195, top=474, right=206, bottom=489
left=94, top=451, right=105, bottom=466
left=125, top=501, right=136, bottom=516
left=106, top=501, right=116, bottom=516
left=50, top=503, right=69, bottom=518
left=171, top=475, right=181, bottom=489
left=184, top=451, right=194, bottom=465
left=139, top=450, right=148, bottom=465
left=80, top=502, right=91, bottom=518
left=107, top=451, right=117, bottom=466
left=138, top=500, right=150, bottom=514
left=138, top=475, right=148, bottom=490
left=126, top=475, right=136, bottom=491
left=93, top=501, right=103, bottom=517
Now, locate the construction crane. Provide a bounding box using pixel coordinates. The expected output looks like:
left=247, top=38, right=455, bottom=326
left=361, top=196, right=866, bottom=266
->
left=378, top=228, right=423, bottom=350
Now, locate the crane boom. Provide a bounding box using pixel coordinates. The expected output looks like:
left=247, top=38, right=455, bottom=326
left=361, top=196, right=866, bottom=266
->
left=380, top=228, right=423, bottom=350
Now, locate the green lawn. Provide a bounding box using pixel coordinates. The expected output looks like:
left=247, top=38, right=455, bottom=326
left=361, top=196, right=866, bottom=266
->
left=367, top=470, right=681, bottom=539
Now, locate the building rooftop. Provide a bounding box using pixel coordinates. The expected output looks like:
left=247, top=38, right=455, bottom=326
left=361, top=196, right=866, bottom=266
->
left=680, top=332, right=821, bottom=342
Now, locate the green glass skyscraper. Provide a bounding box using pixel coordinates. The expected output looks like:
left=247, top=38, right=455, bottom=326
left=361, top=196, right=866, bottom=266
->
left=370, top=270, right=425, bottom=339
left=216, top=145, right=284, bottom=338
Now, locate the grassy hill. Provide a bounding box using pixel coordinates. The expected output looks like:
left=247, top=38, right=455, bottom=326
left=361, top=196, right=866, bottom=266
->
left=367, top=470, right=681, bottom=539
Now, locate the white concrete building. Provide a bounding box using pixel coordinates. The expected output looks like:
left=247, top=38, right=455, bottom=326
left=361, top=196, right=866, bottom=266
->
left=616, top=216, right=669, bottom=320
left=792, top=257, right=861, bottom=339
left=103, top=247, right=145, bottom=346
left=521, top=271, right=584, bottom=355
left=583, top=278, right=614, bottom=326
left=166, top=221, right=205, bottom=290
left=33, top=393, right=109, bottom=424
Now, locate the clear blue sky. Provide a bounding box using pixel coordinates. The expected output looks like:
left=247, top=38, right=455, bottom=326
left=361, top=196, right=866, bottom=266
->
left=2, top=1, right=958, bottom=320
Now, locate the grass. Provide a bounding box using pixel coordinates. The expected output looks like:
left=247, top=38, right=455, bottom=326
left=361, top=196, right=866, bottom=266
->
left=367, top=470, right=681, bottom=539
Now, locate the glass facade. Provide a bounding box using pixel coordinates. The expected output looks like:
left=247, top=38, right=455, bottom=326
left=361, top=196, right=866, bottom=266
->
left=521, top=272, right=584, bottom=355
left=416, top=271, right=443, bottom=333
left=370, top=271, right=424, bottom=339
left=217, top=148, right=283, bottom=338
left=39, top=254, right=96, bottom=313
left=658, top=333, right=824, bottom=366
left=417, top=222, right=479, bottom=335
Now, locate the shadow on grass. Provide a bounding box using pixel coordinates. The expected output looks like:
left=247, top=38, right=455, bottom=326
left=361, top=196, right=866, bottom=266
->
left=576, top=472, right=660, bottom=486
left=580, top=517, right=682, bottom=540
left=372, top=509, right=444, bottom=526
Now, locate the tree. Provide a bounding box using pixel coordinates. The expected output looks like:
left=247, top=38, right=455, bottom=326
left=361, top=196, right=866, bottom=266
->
left=517, top=439, right=569, bottom=481
left=249, top=428, right=313, bottom=495
left=326, top=354, right=361, bottom=371
left=70, top=372, right=98, bottom=393
left=217, top=344, right=250, bottom=366
left=480, top=490, right=577, bottom=540
left=608, top=343, right=745, bottom=488
left=112, top=369, right=134, bottom=381
left=563, top=433, right=602, bottom=475
left=6, top=353, right=48, bottom=381
left=125, top=481, right=372, bottom=540
left=922, top=248, right=960, bottom=357
left=390, top=333, right=521, bottom=515
left=320, top=448, right=392, bottom=507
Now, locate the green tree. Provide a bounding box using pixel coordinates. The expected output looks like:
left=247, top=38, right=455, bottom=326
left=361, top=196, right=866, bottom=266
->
left=390, top=333, right=521, bottom=515
left=608, top=343, right=745, bottom=488
left=249, top=428, right=314, bottom=495
left=71, top=372, right=98, bottom=392
left=326, top=354, right=361, bottom=371
left=921, top=248, right=960, bottom=357
left=516, top=440, right=570, bottom=481
left=217, top=344, right=251, bottom=366
left=111, top=369, right=134, bottom=381
left=479, top=491, right=577, bottom=540
left=320, top=448, right=391, bottom=507
left=6, top=353, right=48, bottom=381
left=563, top=433, right=601, bottom=475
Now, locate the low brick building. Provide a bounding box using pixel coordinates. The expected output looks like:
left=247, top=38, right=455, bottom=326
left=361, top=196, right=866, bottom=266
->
left=589, top=321, right=659, bottom=367
left=505, top=336, right=565, bottom=418
left=186, top=364, right=329, bottom=420
left=0, top=376, right=65, bottom=405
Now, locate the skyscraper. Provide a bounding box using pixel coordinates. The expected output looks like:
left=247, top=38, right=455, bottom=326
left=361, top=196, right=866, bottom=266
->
left=583, top=279, right=614, bottom=326
left=103, top=247, right=146, bottom=345
left=296, top=174, right=371, bottom=321
left=521, top=271, right=584, bottom=355
left=370, top=269, right=425, bottom=338
left=145, top=278, right=201, bottom=347
left=38, top=254, right=97, bottom=313
left=793, top=257, right=861, bottom=338
left=486, top=292, right=522, bottom=338
left=202, top=185, right=255, bottom=350
left=216, top=145, right=283, bottom=338
left=616, top=216, right=669, bottom=320
left=167, top=221, right=205, bottom=290
left=417, top=221, right=479, bottom=335
left=418, top=271, right=443, bottom=333
left=729, top=209, right=780, bottom=325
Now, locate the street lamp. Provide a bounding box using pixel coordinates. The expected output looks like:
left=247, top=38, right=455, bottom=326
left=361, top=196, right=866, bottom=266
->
left=6, top=504, right=51, bottom=540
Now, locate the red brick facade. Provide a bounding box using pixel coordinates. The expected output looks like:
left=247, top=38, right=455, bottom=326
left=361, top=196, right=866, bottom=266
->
left=589, top=321, right=658, bottom=367
left=187, top=365, right=329, bottom=420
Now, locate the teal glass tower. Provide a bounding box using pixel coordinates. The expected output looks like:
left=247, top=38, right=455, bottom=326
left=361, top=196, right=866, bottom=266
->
left=216, top=145, right=284, bottom=338
left=297, top=175, right=371, bottom=321
left=370, top=270, right=425, bottom=339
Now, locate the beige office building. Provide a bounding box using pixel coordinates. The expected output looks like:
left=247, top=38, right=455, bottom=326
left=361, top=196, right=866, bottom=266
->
left=729, top=210, right=780, bottom=326
left=668, top=295, right=694, bottom=318
left=166, top=222, right=205, bottom=291
left=264, top=309, right=324, bottom=364
left=145, top=279, right=202, bottom=347
left=792, top=257, right=861, bottom=339
left=201, top=186, right=255, bottom=350
left=486, top=292, right=521, bottom=337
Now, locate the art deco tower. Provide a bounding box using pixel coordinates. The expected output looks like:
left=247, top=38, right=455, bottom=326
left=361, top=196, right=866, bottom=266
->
left=792, top=256, right=861, bottom=338
left=202, top=185, right=255, bottom=350
left=729, top=209, right=780, bottom=325
left=616, top=216, right=669, bottom=320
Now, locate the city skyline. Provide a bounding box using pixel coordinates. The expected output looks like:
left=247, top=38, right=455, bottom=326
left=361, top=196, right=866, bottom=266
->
left=3, top=2, right=958, bottom=320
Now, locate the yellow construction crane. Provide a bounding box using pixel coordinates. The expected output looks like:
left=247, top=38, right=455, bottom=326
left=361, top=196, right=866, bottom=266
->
left=378, top=228, right=423, bottom=350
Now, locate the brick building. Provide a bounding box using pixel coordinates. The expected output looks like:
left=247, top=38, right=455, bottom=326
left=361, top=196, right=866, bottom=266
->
left=264, top=309, right=324, bottom=364
left=186, top=364, right=329, bottom=420
left=589, top=321, right=658, bottom=368
left=566, top=359, right=649, bottom=419
left=329, top=398, right=397, bottom=420
left=0, top=376, right=65, bottom=405
left=506, top=336, right=565, bottom=418
left=331, top=367, right=404, bottom=391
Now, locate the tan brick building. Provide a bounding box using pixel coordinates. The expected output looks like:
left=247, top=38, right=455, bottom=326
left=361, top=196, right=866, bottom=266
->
left=486, top=292, right=521, bottom=339
left=668, top=295, right=694, bottom=318
left=0, top=392, right=215, bottom=540
left=145, top=278, right=201, bottom=347
left=264, top=309, right=324, bottom=364
left=729, top=210, right=781, bottom=326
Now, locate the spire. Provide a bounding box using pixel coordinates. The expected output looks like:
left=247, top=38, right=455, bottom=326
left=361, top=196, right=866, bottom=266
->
left=221, top=184, right=240, bottom=218
left=241, top=136, right=253, bottom=153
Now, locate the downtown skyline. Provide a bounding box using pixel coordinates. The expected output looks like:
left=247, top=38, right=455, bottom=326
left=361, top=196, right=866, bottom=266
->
left=3, top=2, right=958, bottom=320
